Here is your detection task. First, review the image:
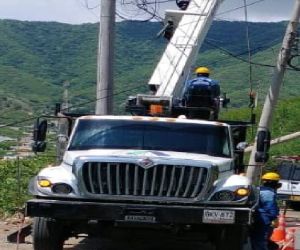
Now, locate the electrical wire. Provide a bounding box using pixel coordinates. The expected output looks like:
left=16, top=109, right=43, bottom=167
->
left=83, top=0, right=100, bottom=10
left=205, top=40, right=300, bottom=71
left=216, top=0, right=265, bottom=17
left=242, top=0, right=255, bottom=137
left=0, top=83, right=146, bottom=129
left=243, top=0, right=253, bottom=93
left=288, top=55, right=300, bottom=71
left=77, top=0, right=269, bottom=23
left=75, top=0, right=100, bottom=21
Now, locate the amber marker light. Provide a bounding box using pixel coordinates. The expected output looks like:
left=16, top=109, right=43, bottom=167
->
left=150, top=104, right=163, bottom=115
left=38, top=179, right=52, bottom=188
left=236, top=188, right=249, bottom=196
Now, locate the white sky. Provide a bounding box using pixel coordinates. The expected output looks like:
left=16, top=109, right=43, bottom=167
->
left=0, top=0, right=295, bottom=24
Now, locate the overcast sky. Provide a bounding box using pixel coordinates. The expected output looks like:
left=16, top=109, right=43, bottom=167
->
left=0, top=0, right=295, bottom=24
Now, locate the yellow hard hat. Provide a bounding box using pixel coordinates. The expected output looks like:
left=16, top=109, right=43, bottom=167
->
left=261, top=172, right=280, bottom=181
left=195, top=67, right=210, bottom=75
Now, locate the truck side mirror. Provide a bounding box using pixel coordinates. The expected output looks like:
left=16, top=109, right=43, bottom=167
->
left=32, top=119, right=48, bottom=153
left=255, top=130, right=271, bottom=163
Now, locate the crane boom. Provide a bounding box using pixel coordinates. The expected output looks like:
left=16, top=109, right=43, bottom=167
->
left=126, top=0, right=225, bottom=119
left=149, top=0, right=223, bottom=99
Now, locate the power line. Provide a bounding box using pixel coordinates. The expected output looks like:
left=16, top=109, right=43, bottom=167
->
left=0, top=83, right=146, bottom=129
left=243, top=0, right=253, bottom=93
left=205, top=40, right=300, bottom=71
left=83, top=0, right=100, bottom=9
left=118, top=0, right=164, bottom=21
left=78, top=0, right=267, bottom=23
left=74, top=0, right=100, bottom=21
left=216, top=0, right=265, bottom=17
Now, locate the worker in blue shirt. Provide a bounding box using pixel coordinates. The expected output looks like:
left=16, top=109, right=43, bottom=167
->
left=182, top=67, right=221, bottom=119
left=187, top=66, right=220, bottom=96
left=250, top=172, right=281, bottom=250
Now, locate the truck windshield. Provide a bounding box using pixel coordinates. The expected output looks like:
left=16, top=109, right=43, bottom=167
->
left=68, top=119, right=231, bottom=157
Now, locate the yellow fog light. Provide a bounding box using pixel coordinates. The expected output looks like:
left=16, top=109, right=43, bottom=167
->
left=236, top=188, right=249, bottom=196
left=38, top=179, right=52, bottom=187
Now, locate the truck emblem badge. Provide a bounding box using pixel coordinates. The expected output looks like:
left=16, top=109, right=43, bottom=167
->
left=138, top=158, right=155, bottom=169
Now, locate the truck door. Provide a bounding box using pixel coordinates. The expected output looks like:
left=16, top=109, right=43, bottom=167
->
left=277, top=161, right=294, bottom=193
left=278, top=162, right=300, bottom=199
left=290, top=164, right=300, bottom=196
left=231, top=125, right=247, bottom=173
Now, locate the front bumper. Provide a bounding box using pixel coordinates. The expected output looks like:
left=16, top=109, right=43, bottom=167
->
left=26, top=199, right=255, bottom=225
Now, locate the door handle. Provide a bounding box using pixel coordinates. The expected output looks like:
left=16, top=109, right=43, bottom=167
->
left=291, top=181, right=299, bottom=185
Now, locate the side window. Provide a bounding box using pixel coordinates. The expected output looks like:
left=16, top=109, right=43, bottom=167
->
left=277, top=162, right=292, bottom=180
left=291, top=165, right=300, bottom=181
left=222, top=131, right=230, bottom=157
left=223, top=141, right=230, bottom=156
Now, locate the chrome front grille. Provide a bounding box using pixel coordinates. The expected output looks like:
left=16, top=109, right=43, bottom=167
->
left=81, top=162, right=208, bottom=199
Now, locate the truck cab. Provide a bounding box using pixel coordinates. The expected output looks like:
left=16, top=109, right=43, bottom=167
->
left=277, top=157, right=300, bottom=211
left=27, top=115, right=257, bottom=250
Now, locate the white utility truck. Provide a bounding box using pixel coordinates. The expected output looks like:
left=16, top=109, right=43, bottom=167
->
left=26, top=1, right=266, bottom=249
left=27, top=115, right=257, bottom=250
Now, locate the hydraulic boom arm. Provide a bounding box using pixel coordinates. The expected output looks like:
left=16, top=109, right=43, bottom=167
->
left=126, top=0, right=224, bottom=118
left=149, top=0, right=223, bottom=99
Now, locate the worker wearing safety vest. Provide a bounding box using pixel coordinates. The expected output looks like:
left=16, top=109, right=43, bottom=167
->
left=250, top=172, right=281, bottom=250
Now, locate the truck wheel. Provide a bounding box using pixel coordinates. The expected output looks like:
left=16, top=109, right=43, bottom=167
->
left=215, top=226, right=246, bottom=250
left=33, top=217, right=64, bottom=250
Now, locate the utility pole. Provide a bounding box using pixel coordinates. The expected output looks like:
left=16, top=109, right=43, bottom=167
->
left=62, top=81, right=70, bottom=111
left=56, top=81, right=70, bottom=164
left=247, top=0, right=300, bottom=184
left=95, top=0, right=116, bottom=115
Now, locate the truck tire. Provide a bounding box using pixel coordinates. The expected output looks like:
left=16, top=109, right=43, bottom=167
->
left=215, top=225, right=246, bottom=250
left=33, top=217, right=64, bottom=250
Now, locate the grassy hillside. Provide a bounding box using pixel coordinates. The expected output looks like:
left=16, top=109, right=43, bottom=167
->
left=0, top=19, right=294, bottom=118
left=220, top=96, right=300, bottom=158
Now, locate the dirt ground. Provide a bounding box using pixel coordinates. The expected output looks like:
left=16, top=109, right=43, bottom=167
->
left=0, top=210, right=299, bottom=250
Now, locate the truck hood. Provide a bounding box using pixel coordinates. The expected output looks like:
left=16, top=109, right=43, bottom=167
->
left=63, top=149, right=233, bottom=170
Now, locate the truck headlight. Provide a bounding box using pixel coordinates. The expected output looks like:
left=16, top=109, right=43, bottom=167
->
left=52, top=183, right=73, bottom=194
left=211, top=190, right=235, bottom=201
left=210, top=187, right=250, bottom=201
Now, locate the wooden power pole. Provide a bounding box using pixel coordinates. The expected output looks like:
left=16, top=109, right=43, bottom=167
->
left=247, top=0, right=300, bottom=184
left=95, top=0, right=116, bottom=115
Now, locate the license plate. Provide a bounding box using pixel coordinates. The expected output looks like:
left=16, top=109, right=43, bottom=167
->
left=290, top=195, right=300, bottom=201
left=124, top=215, right=156, bottom=223
left=203, top=209, right=235, bottom=224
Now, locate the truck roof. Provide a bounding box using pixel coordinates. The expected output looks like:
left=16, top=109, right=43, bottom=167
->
left=77, top=115, right=230, bottom=127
